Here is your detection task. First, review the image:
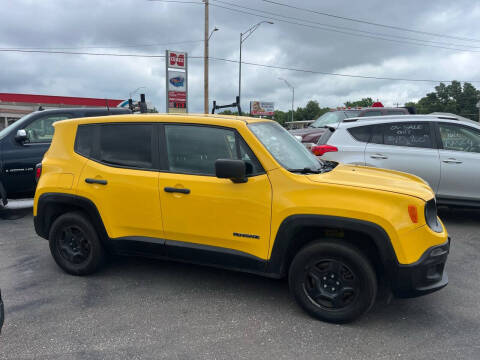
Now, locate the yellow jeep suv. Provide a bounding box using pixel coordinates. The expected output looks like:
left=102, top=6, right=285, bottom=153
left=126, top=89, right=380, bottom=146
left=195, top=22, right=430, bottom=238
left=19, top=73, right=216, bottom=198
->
left=34, top=114, right=450, bottom=323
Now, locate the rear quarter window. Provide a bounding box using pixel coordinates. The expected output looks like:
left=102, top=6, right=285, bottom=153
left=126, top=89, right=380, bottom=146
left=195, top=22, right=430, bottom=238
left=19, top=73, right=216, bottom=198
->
left=74, top=124, right=96, bottom=158
left=347, top=125, right=372, bottom=143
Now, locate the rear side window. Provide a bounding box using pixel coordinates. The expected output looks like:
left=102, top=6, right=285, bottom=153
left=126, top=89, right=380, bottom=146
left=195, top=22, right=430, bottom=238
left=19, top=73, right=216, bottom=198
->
left=348, top=125, right=371, bottom=143
left=361, top=110, right=383, bottom=117
left=99, top=124, right=153, bottom=169
left=75, top=124, right=96, bottom=157
left=383, top=122, right=433, bottom=148
left=386, top=110, right=406, bottom=115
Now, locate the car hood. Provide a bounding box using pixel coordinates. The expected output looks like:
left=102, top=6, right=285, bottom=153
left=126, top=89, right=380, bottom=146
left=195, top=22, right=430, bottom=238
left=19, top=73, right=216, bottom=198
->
left=307, top=164, right=434, bottom=201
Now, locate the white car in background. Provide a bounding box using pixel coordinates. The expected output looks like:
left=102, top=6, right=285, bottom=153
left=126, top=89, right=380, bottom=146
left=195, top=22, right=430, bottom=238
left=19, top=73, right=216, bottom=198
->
left=314, top=114, right=480, bottom=207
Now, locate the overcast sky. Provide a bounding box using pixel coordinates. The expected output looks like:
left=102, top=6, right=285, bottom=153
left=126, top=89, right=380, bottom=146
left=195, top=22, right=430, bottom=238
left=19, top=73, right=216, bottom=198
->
left=1, top=0, right=480, bottom=113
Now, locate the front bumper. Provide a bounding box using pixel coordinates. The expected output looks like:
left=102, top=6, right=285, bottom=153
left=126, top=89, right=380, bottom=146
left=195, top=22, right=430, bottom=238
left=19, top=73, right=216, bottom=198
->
left=392, top=238, right=450, bottom=298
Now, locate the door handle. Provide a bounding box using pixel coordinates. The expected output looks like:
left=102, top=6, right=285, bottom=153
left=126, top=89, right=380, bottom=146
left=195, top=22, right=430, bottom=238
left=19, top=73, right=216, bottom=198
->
left=85, top=178, right=108, bottom=185
left=164, top=187, right=190, bottom=194
left=370, top=154, right=388, bottom=160
left=442, top=158, right=463, bottom=164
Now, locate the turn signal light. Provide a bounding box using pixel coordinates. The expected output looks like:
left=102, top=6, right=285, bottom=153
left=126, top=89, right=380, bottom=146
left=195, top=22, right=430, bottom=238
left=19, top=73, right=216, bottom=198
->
left=408, top=205, right=418, bottom=223
left=311, top=145, right=338, bottom=156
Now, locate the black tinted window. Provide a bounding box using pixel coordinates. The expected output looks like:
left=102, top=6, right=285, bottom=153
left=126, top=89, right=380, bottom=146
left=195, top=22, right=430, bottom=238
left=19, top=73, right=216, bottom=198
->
left=383, top=122, right=433, bottom=148
left=99, top=124, right=153, bottom=169
left=361, top=110, right=383, bottom=117
left=165, top=125, right=263, bottom=176
left=348, top=126, right=371, bottom=143
left=75, top=125, right=96, bottom=157
left=386, top=110, right=406, bottom=115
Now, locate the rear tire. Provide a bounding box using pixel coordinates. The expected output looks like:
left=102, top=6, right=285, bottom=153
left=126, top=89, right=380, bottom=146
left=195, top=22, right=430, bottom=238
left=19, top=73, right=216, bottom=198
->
left=288, top=239, right=377, bottom=323
left=49, top=211, right=105, bottom=275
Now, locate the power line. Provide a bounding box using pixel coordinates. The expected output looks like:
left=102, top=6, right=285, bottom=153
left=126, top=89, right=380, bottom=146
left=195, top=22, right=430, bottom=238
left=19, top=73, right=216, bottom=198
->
left=1, top=47, right=479, bottom=83
left=208, top=2, right=480, bottom=53
left=148, top=0, right=480, bottom=52
left=212, top=0, right=480, bottom=50
left=0, top=39, right=204, bottom=51
left=260, top=0, right=480, bottom=43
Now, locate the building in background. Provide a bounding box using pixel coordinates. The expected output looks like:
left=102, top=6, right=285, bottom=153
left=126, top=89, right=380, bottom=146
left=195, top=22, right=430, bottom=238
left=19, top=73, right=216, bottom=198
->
left=0, top=93, right=124, bottom=129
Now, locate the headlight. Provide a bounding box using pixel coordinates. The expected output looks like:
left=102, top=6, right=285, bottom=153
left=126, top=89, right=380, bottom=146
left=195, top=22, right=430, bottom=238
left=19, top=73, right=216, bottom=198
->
left=425, top=199, right=442, bottom=233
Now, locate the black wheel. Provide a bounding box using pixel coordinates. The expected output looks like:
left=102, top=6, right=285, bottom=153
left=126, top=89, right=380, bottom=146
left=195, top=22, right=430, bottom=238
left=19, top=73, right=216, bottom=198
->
left=48, top=212, right=105, bottom=275
left=289, top=240, right=377, bottom=323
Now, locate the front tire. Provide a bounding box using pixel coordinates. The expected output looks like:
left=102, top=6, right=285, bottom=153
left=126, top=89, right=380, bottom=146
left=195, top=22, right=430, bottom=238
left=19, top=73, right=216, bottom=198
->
left=49, top=212, right=105, bottom=275
left=289, top=240, right=377, bottom=323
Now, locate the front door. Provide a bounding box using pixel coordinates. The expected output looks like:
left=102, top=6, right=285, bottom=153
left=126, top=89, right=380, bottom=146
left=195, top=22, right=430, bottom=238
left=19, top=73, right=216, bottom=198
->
left=364, top=121, right=441, bottom=192
left=158, top=124, right=272, bottom=260
left=436, top=122, right=480, bottom=202
left=2, top=113, right=71, bottom=197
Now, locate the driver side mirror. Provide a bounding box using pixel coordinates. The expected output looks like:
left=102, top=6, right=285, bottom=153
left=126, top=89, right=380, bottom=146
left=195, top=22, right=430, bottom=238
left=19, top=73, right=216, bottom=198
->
left=215, top=159, right=247, bottom=183
left=15, top=129, right=28, bottom=143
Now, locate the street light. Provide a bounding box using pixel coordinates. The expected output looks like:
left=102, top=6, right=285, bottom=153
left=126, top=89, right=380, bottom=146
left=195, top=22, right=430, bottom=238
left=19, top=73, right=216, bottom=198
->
left=204, top=24, right=219, bottom=114
left=129, top=86, right=147, bottom=99
left=238, top=21, right=273, bottom=115
left=279, top=78, right=294, bottom=123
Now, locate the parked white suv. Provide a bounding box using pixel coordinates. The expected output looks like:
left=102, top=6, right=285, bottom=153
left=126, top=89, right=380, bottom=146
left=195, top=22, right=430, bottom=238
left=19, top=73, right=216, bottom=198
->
left=315, top=114, right=480, bottom=207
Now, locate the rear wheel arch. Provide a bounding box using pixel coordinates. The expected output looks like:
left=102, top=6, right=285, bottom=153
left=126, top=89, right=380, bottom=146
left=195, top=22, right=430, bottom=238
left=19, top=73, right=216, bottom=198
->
left=267, top=215, right=397, bottom=281
left=35, top=193, right=108, bottom=244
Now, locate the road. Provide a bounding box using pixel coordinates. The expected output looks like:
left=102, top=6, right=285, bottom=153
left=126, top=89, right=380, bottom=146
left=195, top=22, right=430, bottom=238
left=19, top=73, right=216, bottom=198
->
left=0, top=200, right=479, bottom=359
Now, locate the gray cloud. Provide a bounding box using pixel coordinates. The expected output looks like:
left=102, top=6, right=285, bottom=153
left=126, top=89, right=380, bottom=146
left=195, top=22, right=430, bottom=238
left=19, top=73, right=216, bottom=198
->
left=1, top=0, right=479, bottom=114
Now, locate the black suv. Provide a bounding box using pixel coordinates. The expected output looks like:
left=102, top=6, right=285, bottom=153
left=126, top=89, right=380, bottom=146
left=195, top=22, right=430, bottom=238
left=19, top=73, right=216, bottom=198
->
left=0, top=107, right=131, bottom=204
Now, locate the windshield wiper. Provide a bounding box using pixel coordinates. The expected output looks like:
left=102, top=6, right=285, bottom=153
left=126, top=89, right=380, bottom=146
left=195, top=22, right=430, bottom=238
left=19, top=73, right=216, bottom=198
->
left=289, top=167, right=322, bottom=174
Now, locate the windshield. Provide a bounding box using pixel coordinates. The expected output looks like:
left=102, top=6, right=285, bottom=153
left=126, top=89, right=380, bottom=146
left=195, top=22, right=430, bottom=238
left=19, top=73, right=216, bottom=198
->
left=249, top=122, right=322, bottom=172
left=0, top=112, right=36, bottom=140
left=310, top=110, right=361, bottom=128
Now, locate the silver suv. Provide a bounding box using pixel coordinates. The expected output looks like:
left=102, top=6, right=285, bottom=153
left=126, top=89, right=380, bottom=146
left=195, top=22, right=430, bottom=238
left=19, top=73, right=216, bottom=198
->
left=315, top=114, right=480, bottom=207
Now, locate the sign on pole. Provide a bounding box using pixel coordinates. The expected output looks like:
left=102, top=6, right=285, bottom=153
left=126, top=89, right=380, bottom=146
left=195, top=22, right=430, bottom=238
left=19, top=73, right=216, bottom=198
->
left=250, top=101, right=274, bottom=116
left=166, top=50, right=188, bottom=113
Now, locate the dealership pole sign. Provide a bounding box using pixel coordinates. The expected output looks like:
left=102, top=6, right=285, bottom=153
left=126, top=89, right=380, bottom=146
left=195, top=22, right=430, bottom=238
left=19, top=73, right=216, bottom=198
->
left=166, top=50, right=188, bottom=113
left=250, top=101, right=274, bottom=116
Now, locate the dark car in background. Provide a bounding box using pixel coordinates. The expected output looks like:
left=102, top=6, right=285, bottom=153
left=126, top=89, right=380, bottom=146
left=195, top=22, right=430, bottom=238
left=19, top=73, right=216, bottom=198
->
left=290, top=107, right=410, bottom=149
left=0, top=107, right=131, bottom=205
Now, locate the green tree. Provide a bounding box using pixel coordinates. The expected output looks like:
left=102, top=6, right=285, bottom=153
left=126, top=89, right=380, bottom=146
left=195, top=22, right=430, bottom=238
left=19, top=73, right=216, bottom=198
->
left=406, top=81, right=479, bottom=121
left=344, top=97, right=374, bottom=108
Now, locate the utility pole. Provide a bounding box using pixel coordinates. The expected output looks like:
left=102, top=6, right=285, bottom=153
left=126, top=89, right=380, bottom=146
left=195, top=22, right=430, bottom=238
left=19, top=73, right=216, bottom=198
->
left=279, top=78, right=294, bottom=123
left=204, top=0, right=209, bottom=114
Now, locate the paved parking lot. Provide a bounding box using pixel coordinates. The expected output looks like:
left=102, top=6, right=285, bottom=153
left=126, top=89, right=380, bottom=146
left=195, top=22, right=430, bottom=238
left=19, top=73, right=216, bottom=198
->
left=0, top=200, right=479, bottom=360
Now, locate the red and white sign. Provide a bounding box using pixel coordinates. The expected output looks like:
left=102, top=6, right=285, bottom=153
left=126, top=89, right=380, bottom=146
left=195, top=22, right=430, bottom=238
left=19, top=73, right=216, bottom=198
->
left=167, top=50, right=186, bottom=69
left=168, top=91, right=187, bottom=111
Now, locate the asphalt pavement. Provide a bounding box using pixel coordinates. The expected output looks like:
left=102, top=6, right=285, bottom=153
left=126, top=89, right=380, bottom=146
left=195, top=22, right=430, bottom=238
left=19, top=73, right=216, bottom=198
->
left=0, top=200, right=479, bottom=360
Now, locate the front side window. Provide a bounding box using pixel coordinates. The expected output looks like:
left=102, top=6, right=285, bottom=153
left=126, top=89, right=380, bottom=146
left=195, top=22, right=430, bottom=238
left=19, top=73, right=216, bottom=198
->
left=438, top=123, right=480, bottom=153
left=249, top=122, right=321, bottom=172
left=24, top=114, right=70, bottom=143
left=99, top=124, right=153, bottom=169
left=164, top=125, right=263, bottom=176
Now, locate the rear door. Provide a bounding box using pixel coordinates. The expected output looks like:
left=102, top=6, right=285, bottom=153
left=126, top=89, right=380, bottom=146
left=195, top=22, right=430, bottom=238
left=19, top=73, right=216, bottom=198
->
left=436, top=122, right=480, bottom=202
left=364, top=121, right=441, bottom=191
left=2, top=112, right=72, bottom=196
left=76, top=123, right=164, bottom=241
